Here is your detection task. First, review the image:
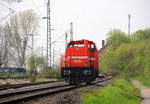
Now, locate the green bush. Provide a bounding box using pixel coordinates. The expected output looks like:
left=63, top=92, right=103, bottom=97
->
left=38, top=67, right=61, bottom=79
left=107, top=29, right=130, bottom=50
left=100, top=29, right=150, bottom=85
left=0, top=73, right=30, bottom=78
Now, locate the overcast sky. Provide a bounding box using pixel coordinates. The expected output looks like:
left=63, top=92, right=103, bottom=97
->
left=0, top=0, right=150, bottom=51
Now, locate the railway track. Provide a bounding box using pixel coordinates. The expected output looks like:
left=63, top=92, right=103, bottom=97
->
left=0, top=78, right=112, bottom=104
left=0, top=80, right=63, bottom=91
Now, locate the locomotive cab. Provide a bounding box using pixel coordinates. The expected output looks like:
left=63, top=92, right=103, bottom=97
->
left=61, top=40, right=99, bottom=84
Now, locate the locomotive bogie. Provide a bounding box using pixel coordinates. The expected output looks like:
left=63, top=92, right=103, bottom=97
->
left=61, top=67, right=98, bottom=84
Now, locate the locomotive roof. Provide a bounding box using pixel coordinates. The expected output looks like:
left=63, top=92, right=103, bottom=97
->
left=69, top=40, right=95, bottom=44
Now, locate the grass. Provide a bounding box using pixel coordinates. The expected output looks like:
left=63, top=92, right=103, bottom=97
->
left=35, top=77, right=57, bottom=82
left=81, top=79, right=142, bottom=104
left=0, top=73, right=30, bottom=78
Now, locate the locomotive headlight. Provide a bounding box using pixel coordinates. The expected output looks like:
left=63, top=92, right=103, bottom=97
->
left=84, top=70, right=91, bottom=75
left=85, top=60, right=90, bottom=66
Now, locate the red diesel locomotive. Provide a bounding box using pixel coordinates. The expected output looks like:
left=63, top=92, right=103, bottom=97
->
left=61, top=40, right=99, bottom=84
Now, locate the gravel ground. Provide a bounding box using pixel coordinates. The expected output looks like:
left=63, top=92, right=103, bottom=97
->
left=19, top=79, right=112, bottom=104
left=0, top=79, right=30, bottom=85
left=132, top=80, right=150, bottom=104
left=20, top=89, right=82, bottom=104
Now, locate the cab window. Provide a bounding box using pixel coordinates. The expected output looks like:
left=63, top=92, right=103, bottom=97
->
left=88, top=44, right=96, bottom=51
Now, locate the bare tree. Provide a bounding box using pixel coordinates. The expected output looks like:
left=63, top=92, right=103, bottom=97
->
left=0, top=24, right=10, bottom=66
left=10, top=9, right=39, bottom=67
left=0, top=25, right=5, bottom=66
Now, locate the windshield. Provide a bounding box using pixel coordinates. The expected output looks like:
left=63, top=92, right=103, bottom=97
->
left=68, top=44, right=84, bottom=48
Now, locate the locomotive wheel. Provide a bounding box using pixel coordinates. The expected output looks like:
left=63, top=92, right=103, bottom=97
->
left=69, top=82, right=79, bottom=85
left=69, top=82, right=74, bottom=85
left=86, top=81, right=92, bottom=85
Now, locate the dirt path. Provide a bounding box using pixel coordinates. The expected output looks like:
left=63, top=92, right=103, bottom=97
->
left=132, top=80, right=150, bottom=104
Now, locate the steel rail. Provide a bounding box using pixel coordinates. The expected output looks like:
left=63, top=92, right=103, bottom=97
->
left=0, top=80, right=63, bottom=91
left=0, top=78, right=112, bottom=104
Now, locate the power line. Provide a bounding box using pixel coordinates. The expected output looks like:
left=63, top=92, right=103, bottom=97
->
left=0, top=10, right=14, bottom=22
left=0, top=0, right=22, bottom=22
left=0, top=2, right=14, bottom=22
left=51, top=33, right=66, bottom=45
left=2, top=0, right=23, bottom=3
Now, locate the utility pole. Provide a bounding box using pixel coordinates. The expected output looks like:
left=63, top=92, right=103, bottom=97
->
left=41, top=46, right=44, bottom=59
left=128, top=14, right=131, bottom=35
left=70, top=22, right=73, bottom=41
left=47, top=0, right=51, bottom=69
left=65, top=32, right=68, bottom=48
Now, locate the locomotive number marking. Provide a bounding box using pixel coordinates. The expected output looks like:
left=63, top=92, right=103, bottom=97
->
left=73, top=60, right=82, bottom=62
